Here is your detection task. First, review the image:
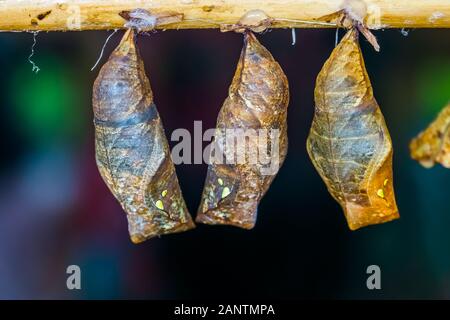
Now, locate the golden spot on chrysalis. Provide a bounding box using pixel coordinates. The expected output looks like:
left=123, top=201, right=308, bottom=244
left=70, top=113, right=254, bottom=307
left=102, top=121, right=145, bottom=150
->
left=221, top=187, right=231, bottom=199
left=155, top=200, right=164, bottom=210
left=217, top=178, right=224, bottom=186
left=377, top=189, right=385, bottom=199
left=383, top=179, right=389, bottom=187
left=161, top=189, right=168, bottom=197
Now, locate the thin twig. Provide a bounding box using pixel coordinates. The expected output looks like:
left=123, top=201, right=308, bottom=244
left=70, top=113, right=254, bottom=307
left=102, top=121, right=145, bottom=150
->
left=274, top=18, right=337, bottom=27
left=28, top=31, right=40, bottom=74
left=91, top=29, right=118, bottom=71
left=335, top=27, right=340, bottom=47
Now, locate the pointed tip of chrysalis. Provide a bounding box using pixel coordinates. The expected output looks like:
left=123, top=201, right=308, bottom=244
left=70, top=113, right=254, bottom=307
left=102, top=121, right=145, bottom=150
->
left=243, top=30, right=255, bottom=45
left=121, top=28, right=135, bottom=44
left=111, top=29, right=138, bottom=59
left=339, top=27, right=358, bottom=45
left=242, top=30, right=269, bottom=57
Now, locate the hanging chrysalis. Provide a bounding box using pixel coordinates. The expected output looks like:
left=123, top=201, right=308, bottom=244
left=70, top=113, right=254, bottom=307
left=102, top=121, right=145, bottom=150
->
left=410, top=102, right=450, bottom=168
left=306, top=28, right=399, bottom=230
left=93, top=29, right=195, bottom=243
left=196, top=31, right=289, bottom=229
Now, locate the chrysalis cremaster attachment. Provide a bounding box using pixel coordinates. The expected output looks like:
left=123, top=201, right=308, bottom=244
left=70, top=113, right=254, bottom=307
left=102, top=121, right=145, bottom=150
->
left=410, top=102, right=450, bottom=168
left=93, top=29, right=195, bottom=243
left=196, top=31, right=289, bottom=229
left=306, top=28, right=399, bottom=230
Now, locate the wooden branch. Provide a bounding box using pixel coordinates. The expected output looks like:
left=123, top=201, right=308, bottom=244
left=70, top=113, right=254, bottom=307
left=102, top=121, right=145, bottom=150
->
left=0, top=0, right=449, bottom=31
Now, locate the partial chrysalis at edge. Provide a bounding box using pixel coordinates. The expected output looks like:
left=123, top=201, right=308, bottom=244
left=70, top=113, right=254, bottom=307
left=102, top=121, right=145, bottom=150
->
left=410, top=102, right=450, bottom=168
left=306, top=27, right=399, bottom=230
left=93, top=29, right=195, bottom=243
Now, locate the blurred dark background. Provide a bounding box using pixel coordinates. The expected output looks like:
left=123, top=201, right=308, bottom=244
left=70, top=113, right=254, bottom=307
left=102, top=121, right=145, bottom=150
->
left=0, top=28, right=449, bottom=299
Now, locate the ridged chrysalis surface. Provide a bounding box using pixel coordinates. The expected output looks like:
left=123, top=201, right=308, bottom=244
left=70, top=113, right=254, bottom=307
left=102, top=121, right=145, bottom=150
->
left=410, top=102, right=450, bottom=168
left=306, top=28, right=399, bottom=230
left=196, top=32, right=289, bottom=229
left=93, top=30, right=194, bottom=243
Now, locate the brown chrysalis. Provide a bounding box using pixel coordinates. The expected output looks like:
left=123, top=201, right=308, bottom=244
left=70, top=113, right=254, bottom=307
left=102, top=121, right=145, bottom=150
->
left=93, top=29, right=195, bottom=243
left=306, top=28, right=399, bottom=230
left=410, top=102, right=450, bottom=168
left=196, top=31, right=289, bottom=229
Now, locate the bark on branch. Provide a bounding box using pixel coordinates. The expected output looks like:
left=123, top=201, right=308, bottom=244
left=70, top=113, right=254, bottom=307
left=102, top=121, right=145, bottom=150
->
left=0, top=0, right=449, bottom=31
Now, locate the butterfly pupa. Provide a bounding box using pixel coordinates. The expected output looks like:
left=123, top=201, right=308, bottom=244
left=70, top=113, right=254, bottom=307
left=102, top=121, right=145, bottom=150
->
left=306, top=28, right=399, bottom=230
left=93, top=29, right=195, bottom=243
left=196, top=31, right=289, bottom=229
left=410, top=102, right=450, bottom=168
